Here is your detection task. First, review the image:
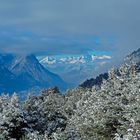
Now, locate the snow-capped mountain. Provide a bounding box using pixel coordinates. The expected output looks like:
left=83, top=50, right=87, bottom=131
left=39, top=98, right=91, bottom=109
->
left=39, top=56, right=86, bottom=65
left=39, top=54, right=112, bottom=65
left=91, top=55, right=112, bottom=61
left=40, top=56, right=56, bottom=65
left=39, top=54, right=112, bottom=87
left=60, top=56, right=86, bottom=64
left=0, top=54, right=67, bottom=93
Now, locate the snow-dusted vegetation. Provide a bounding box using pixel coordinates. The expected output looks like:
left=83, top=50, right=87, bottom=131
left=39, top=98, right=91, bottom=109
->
left=0, top=64, right=140, bottom=140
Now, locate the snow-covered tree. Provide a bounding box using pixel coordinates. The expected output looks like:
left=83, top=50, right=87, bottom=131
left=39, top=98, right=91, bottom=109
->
left=0, top=63, right=140, bottom=140
left=58, top=65, right=140, bottom=140
left=0, top=93, right=28, bottom=140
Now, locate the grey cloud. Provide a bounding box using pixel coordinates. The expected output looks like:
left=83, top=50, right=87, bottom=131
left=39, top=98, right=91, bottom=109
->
left=0, top=0, right=140, bottom=58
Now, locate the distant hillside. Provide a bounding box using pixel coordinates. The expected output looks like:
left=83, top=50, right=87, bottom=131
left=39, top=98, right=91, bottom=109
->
left=80, top=48, right=140, bottom=88
left=80, top=73, right=109, bottom=88
left=0, top=54, right=67, bottom=93
left=124, top=48, right=140, bottom=69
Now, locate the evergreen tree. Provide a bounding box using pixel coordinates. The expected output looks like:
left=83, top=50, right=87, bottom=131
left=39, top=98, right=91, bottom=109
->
left=0, top=93, right=28, bottom=140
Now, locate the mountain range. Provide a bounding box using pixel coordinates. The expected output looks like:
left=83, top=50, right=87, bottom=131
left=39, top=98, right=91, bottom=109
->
left=39, top=54, right=112, bottom=87
left=1, top=48, right=139, bottom=94
left=39, top=54, right=112, bottom=65
left=0, top=54, right=67, bottom=93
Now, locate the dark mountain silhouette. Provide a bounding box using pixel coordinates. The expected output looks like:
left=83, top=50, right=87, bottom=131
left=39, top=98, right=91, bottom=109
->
left=79, top=73, right=109, bottom=88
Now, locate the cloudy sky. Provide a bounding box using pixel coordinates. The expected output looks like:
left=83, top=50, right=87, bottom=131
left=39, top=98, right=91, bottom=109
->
left=0, top=0, right=140, bottom=58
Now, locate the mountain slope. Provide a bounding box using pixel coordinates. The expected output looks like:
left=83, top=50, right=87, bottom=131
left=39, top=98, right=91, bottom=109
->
left=80, top=48, right=140, bottom=88
left=0, top=54, right=67, bottom=93
left=124, top=48, right=140, bottom=68
left=0, top=65, right=17, bottom=92
left=80, top=73, right=109, bottom=88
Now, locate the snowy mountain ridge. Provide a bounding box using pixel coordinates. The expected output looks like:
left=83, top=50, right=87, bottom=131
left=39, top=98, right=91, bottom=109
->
left=39, top=54, right=112, bottom=65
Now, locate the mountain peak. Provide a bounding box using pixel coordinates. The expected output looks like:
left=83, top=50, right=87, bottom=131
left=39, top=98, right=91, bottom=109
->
left=0, top=54, right=67, bottom=93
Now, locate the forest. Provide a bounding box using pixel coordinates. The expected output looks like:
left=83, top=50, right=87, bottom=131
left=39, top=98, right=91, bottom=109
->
left=0, top=64, right=140, bottom=140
